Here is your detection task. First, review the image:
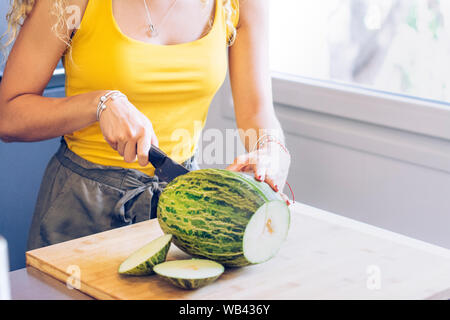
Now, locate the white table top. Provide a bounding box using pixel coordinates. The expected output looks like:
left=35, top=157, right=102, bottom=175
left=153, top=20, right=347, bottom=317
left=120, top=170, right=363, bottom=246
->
left=11, top=202, right=450, bottom=300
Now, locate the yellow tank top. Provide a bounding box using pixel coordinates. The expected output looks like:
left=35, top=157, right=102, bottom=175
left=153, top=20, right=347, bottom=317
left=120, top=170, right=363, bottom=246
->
left=64, top=0, right=239, bottom=176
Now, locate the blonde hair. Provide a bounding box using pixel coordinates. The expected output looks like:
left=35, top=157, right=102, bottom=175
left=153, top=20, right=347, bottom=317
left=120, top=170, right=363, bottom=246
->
left=2, top=0, right=237, bottom=54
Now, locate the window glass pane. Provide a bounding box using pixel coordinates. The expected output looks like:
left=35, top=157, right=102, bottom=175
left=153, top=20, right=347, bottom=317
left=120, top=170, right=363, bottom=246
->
left=270, top=0, right=450, bottom=102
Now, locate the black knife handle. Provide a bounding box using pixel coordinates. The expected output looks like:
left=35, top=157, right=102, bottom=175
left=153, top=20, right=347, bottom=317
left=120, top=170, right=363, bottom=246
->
left=148, top=146, right=167, bottom=168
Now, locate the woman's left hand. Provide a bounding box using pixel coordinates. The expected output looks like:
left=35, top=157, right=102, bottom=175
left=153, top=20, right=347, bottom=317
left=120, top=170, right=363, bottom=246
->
left=226, top=142, right=291, bottom=205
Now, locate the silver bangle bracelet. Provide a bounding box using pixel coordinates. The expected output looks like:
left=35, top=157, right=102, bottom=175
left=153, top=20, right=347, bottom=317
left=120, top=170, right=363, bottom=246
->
left=96, top=90, right=127, bottom=121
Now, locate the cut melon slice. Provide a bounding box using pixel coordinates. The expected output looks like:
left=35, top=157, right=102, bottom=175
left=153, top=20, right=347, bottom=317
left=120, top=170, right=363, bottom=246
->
left=243, top=200, right=290, bottom=264
left=118, top=234, right=172, bottom=276
left=153, top=259, right=224, bottom=289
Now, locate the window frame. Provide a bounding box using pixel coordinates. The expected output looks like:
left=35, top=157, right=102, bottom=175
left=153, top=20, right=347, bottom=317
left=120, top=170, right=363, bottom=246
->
left=219, top=72, right=450, bottom=174
left=271, top=72, right=450, bottom=141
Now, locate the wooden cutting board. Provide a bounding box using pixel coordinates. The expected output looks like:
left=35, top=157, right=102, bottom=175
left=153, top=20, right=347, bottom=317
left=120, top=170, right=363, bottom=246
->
left=26, top=203, right=450, bottom=300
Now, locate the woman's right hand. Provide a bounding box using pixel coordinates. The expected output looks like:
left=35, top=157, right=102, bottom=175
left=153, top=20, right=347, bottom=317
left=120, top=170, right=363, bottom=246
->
left=98, top=94, right=158, bottom=167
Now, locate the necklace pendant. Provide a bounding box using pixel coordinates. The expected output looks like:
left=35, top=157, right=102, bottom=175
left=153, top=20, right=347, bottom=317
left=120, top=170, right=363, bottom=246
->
left=148, top=24, right=158, bottom=37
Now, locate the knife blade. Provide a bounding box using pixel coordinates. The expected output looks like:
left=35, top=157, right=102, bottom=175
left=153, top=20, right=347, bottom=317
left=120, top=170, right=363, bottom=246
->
left=148, top=145, right=190, bottom=183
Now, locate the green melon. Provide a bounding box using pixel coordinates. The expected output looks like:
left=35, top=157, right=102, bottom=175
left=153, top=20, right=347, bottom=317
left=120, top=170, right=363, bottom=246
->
left=154, top=259, right=224, bottom=289
left=157, top=169, right=290, bottom=267
left=118, top=234, right=172, bottom=276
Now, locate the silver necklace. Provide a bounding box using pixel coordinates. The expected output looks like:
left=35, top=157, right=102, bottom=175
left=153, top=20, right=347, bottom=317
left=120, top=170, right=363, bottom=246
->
left=143, top=0, right=179, bottom=37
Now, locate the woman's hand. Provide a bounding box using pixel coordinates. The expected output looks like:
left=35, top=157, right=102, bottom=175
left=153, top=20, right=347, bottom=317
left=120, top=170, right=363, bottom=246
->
left=99, top=95, right=158, bottom=167
left=227, top=141, right=292, bottom=205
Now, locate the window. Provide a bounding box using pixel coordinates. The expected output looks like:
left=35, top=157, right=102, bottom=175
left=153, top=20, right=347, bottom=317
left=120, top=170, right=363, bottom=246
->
left=269, top=0, right=450, bottom=102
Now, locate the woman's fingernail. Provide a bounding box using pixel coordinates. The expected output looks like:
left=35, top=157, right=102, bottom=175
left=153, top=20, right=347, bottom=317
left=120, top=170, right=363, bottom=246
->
left=274, top=185, right=279, bottom=192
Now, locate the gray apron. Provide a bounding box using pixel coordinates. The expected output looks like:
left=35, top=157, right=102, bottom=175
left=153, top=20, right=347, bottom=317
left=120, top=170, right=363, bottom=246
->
left=27, top=139, right=198, bottom=250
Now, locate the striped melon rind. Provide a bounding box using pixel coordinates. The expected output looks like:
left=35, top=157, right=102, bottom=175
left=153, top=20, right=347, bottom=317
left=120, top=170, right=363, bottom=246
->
left=157, top=169, right=290, bottom=267
left=159, top=274, right=222, bottom=290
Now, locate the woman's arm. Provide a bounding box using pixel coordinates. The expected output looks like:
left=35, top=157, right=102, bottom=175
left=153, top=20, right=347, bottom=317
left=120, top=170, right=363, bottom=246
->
left=0, top=0, right=100, bottom=142
left=227, top=0, right=291, bottom=197
left=0, top=0, right=157, bottom=166
left=228, top=0, right=282, bottom=145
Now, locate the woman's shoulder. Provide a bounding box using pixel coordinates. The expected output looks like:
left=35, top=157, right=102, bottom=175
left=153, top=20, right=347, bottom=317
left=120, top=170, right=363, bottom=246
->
left=231, top=0, right=269, bottom=29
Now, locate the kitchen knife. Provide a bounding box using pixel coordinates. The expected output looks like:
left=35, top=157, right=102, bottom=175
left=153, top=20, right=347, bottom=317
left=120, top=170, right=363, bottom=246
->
left=148, top=145, right=190, bottom=183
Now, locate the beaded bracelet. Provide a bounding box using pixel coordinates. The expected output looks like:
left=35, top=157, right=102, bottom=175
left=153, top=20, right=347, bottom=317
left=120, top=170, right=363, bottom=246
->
left=252, top=134, right=291, bottom=158
left=96, top=90, right=127, bottom=121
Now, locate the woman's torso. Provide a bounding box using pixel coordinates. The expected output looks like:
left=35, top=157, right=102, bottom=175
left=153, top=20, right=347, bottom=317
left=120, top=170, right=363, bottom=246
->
left=64, top=0, right=238, bottom=176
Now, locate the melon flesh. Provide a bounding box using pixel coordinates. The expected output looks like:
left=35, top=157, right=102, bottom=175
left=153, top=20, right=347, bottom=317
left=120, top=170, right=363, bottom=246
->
left=118, top=234, right=172, bottom=276
left=243, top=200, right=290, bottom=264
left=154, top=259, right=224, bottom=289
